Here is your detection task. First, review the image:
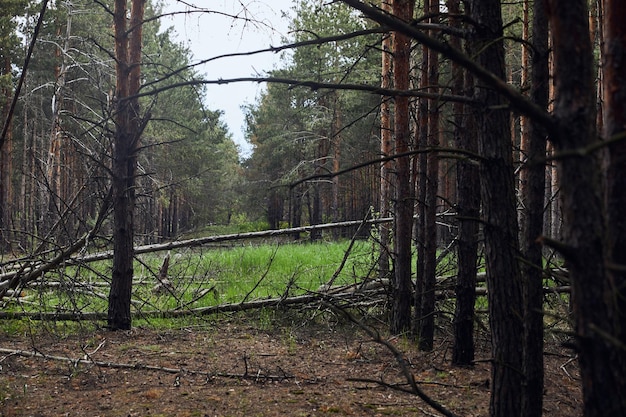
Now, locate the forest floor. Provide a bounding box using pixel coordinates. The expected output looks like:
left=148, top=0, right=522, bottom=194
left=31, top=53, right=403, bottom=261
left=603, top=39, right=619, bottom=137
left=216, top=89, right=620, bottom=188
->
left=0, top=312, right=581, bottom=417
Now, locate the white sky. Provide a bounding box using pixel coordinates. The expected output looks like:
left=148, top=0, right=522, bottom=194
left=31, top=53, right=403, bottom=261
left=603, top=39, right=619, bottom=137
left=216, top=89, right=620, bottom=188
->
left=160, top=1, right=295, bottom=157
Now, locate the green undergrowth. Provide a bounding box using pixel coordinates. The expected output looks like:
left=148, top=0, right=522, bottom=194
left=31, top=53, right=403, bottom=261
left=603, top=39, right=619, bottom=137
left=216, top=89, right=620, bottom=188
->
left=1, top=238, right=379, bottom=333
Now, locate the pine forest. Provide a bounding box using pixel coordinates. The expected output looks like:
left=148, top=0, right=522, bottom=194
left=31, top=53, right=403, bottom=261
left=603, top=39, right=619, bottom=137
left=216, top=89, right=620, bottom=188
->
left=0, top=1, right=624, bottom=416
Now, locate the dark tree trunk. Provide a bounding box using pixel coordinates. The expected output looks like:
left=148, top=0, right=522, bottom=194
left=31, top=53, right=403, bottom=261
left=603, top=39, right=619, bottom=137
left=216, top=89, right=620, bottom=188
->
left=469, top=1, right=524, bottom=415
left=267, top=191, right=283, bottom=230
left=604, top=0, right=626, bottom=348
left=450, top=0, right=479, bottom=367
left=0, top=56, right=11, bottom=251
left=414, top=29, right=428, bottom=339
left=290, top=186, right=302, bottom=240
left=331, top=92, right=341, bottom=238
left=108, top=0, right=146, bottom=331
left=311, top=117, right=329, bottom=241
left=547, top=1, right=626, bottom=415
left=310, top=184, right=322, bottom=241
left=390, top=0, right=415, bottom=335
left=520, top=0, right=548, bottom=415
left=600, top=0, right=626, bottom=414
left=418, top=0, right=440, bottom=352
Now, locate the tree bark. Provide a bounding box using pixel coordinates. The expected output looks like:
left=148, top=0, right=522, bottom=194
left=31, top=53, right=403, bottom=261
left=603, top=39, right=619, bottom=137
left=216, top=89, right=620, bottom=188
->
left=379, top=0, right=393, bottom=280
left=520, top=1, right=548, bottom=416
left=390, top=0, right=415, bottom=335
left=469, top=1, right=524, bottom=415
left=331, top=92, right=342, bottom=238
left=108, top=0, right=146, bottom=330
left=418, top=0, right=440, bottom=352
left=414, top=9, right=429, bottom=340
left=1, top=56, right=12, bottom=251
left=547, top=1, right=626, bottom=415
left=601, top=0, right=626, bottom=414
left=450, top=0, right=480, bottom=367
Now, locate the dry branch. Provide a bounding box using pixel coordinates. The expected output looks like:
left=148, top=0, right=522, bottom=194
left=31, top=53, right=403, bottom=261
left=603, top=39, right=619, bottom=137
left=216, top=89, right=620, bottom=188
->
left=0, top=284, right=571, bottom=321
left=325, top=301, right=460, bottom=417
left=81, top=218, right=393, bottom=262
left=0, top=286, right=387, bottom=321
left=0, top=218, right=390, bottom=298
left=0, top=347, right=292, bottom=382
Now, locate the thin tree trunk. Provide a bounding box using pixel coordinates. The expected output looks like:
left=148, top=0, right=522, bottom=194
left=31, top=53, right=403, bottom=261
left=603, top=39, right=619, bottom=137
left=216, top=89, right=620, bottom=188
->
left=379, top=1, right=393, bottom=279
left=414, top=1, right=429, bottom=339
left=450, top=0, right=479, bottom=367
left=390, top=0, right=415, bottom=335
left=520, top=1, right=548, bottom=416
left=310, top=136, right=324, bottom=241
left=1, top=56, right=12, bottom=250
left=331, top=91, right=342, bottom=238
left=418, top=0, right=440, bottom=351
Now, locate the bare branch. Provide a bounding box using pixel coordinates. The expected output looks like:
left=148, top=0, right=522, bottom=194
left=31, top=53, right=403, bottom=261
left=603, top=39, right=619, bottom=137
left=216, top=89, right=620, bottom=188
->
left=137, top=76, right=476, bottom=104
left=324, top=302, right=461, bottom=417
left=338, top=0, right=555, bottom=134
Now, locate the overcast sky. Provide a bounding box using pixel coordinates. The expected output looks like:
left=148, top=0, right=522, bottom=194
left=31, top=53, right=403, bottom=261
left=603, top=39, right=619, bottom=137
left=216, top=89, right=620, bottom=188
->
left=160, top=1, right=295, bottom=157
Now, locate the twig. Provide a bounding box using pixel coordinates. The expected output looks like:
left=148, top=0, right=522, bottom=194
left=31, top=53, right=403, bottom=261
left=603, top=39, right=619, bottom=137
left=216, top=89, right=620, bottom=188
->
left=348, top=377, right=415, bottom=394
left=241, top=246, right=279, bottom=304
left=324, top=301, right=460, bottom=417
left=560, top=356, right=578, bottom=380
left=322, top=214, right=371, bottom=289
left=174, top=286, right=216, bottom=310
left=348, top=376, right=468, bottom=389
left=0, top=347, right=292, bottom=382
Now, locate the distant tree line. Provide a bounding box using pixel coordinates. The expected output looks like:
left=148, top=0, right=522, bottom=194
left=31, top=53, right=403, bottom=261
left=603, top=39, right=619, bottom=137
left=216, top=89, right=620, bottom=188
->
left=3, top=1, right=626, bottom=416
left=0, top=0, right=241, bottom=253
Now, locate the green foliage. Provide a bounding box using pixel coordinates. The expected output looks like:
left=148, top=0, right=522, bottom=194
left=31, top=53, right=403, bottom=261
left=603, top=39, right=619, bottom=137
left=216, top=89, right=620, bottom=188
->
left=242, top=0, right=381, bottom=226
left=138, top=3, right=245, bottom=231
left=2, top=0, right=246, bottom=251
left=0, top=239, right=377, bottom=332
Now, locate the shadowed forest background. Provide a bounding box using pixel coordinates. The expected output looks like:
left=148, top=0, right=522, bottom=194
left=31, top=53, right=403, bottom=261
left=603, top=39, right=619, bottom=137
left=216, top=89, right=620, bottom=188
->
left=1, top=1, right=625, bottom=416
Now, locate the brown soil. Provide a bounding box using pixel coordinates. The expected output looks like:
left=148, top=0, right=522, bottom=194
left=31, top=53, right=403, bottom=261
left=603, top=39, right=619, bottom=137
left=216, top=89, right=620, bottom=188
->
left=0, top=314, right=581, bottom=417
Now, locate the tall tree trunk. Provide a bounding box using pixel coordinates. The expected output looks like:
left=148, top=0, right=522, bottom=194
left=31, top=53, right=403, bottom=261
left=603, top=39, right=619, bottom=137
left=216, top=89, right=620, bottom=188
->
left=1, top=56, right=12, bottom=250
left=450, top=0, right=479, bottom=367
left=108, top=0, right=146, bottom=330
left=547, top=1, right=626, bottom=415
left=290, top=186, right=302, bottom=240
left=390, top=0, right=415, bottom=335
left=469, top=1, right=524, bottom=415
left=379, top=1, right=393, bottom=279
left=331, top=91, right=342, bottom=237
left=520, top=1, right=548, bottom=416
left=47, top=12, right=74, bottom=244
left=418, top=0, right=440, bottom=351
left=414, top=0, right=429, bottom=339
left=601, top=0, right=626, bottom=413
left=310, top=137, right=326, bottom=241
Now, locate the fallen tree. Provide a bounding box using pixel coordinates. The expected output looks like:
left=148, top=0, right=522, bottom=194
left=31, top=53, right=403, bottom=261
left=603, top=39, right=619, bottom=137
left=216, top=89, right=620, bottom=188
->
left=0, top=282, right=571, bottom=322
left=0, top=218, right=392, bottom=297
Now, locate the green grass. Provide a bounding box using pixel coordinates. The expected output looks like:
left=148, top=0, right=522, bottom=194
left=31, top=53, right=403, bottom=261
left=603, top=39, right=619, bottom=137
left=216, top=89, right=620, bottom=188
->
left=4, top=239, right=378, bottom=328
left=203, top=241, right=373, bottom=302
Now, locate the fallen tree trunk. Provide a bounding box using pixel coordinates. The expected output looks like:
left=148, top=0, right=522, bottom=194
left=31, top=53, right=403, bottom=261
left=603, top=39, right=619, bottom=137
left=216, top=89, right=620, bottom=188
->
left=0, top=287, right=384, bottom=321
left=75, top=218, right=393, bottom=264
left=0, top=285, right=572, bottom=321
left=0, top=218, right=392, bottom=292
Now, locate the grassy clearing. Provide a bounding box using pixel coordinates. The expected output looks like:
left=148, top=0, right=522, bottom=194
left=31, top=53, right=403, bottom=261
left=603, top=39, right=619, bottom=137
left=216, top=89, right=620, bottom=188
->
left=7, top=239, right=378, bottom=321
left=201, top=240, right=375, bottom=302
